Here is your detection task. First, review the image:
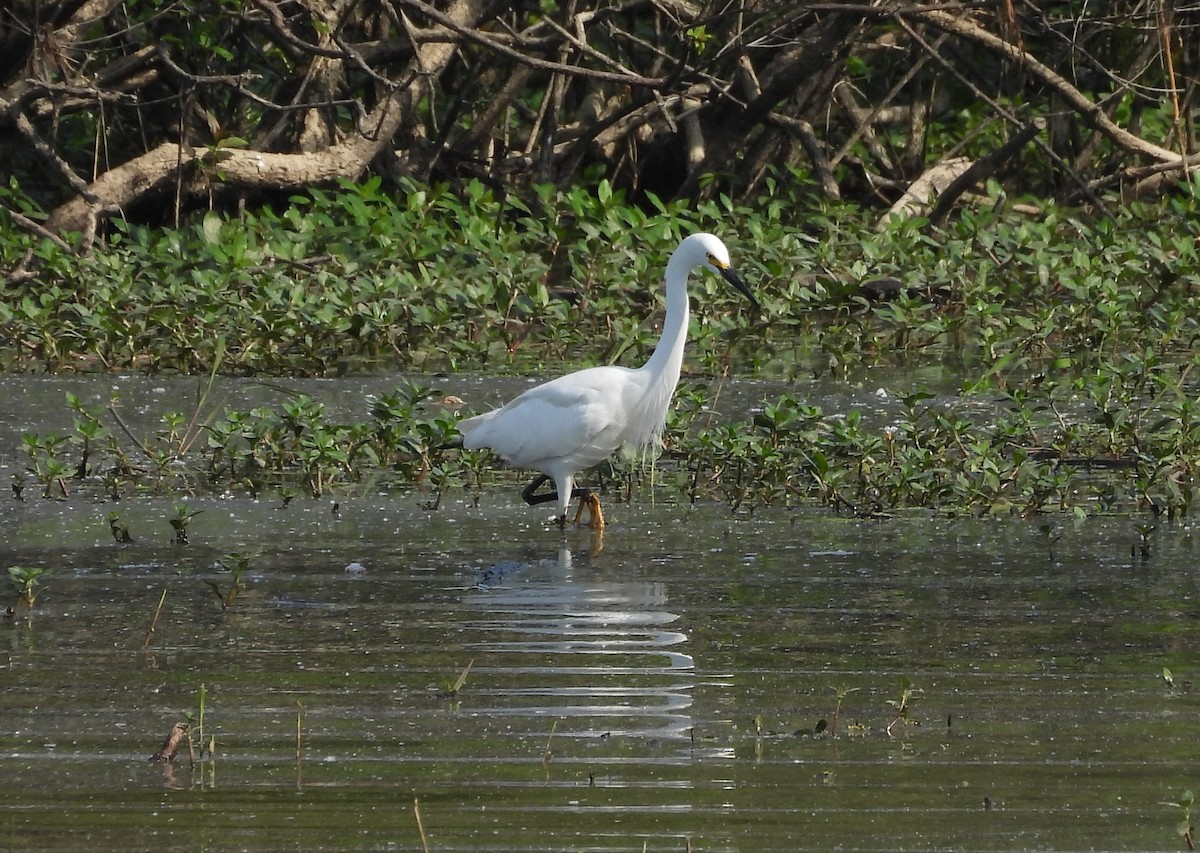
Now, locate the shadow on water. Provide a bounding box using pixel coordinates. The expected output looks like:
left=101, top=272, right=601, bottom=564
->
left=2, top=374, right=1200, bottom=851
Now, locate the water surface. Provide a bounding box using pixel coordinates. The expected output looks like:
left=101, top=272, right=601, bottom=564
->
left=1, top=374, right=1198, bottom=851
left=3, top=491, right=1198, bottom=851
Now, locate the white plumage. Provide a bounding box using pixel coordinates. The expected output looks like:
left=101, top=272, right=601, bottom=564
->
left=458, top=232, right=757, bottom=529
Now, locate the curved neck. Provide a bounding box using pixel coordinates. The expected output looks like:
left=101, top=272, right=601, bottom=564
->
left=641, top=251, right=692, bottom=379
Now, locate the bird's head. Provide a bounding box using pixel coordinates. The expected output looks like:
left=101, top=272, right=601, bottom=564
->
left=682, top=232, right=760, bottom=312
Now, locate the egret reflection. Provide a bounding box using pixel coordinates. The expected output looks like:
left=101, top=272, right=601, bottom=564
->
left=464, top=542, right=695, bottom=741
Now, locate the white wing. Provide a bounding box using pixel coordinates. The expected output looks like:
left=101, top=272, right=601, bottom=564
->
left=460, top=366, right=637, bottom=473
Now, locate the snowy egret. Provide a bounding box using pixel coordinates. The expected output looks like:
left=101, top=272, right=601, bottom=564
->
left=458, top=232, right=757, bottom=530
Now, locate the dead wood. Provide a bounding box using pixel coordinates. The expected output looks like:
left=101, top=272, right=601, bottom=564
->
left=879, top=156, right=973, bottom=229
left=926, top=118, right=1047, bottom=229
left=151, top=722, right=190, bottom=763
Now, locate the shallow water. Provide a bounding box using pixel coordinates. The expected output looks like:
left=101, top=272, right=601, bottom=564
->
left=2, top=375, right=1199, bottom=852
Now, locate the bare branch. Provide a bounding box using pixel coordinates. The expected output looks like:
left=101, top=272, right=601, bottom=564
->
left=392, top=0, right=669, bottom=89
left=908, top=7, right=1183, bottom=164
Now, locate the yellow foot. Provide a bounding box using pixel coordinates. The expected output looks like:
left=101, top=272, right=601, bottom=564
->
left=572, top=492, right=605, bottom=530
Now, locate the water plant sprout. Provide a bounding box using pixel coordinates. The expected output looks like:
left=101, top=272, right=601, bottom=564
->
left=458, top=232, right=758, bottom=530
left=8, top=566, right=46, bottom=611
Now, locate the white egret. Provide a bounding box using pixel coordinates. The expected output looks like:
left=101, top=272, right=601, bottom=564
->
left=458, top=232, right=757, bottom=530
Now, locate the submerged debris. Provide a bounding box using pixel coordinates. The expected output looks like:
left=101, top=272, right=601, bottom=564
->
left=151, top=722, right=190, bottom=763
left=108, top=513, right=133, bottom=543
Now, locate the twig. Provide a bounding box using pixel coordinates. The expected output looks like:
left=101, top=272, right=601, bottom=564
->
left=907, top=7, right=1180, bottom=164
left=392, top=0, right=667, bottom=89
left=892, top=13, right=1111, bottom=213
left=1155, top=2, right=1192, bottom=184
left=414, top=798, right=430, bottom=853
left=4, top=209, right=73, bottom=251
left=829, top=35, right=944, bottom=170
left=143, top=588, right=168, bottom=649
left=1, top=96, right=100, bottom=203
left=251, top=0, right=358, bottom=59
left=767, top=113, right=839, bottom=197
left=106, top=404, right=154, bottom=461
left=541, top=718, right=558, bottom=767
left=174, top=341, right=227, bottom=457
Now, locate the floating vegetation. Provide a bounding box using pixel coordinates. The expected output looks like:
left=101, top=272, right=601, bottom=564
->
left=2, top=180, right=1199, bottom=517
left=11, top=359, right=1200, bottom=519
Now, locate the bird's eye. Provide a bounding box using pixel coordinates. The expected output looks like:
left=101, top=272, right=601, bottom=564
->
left=706, top=252, right=725, bottom=269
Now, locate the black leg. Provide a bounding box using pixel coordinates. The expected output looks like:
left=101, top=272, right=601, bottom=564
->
left=521, top=474, right=557, bottom=506
left=520, top=474, right=594, bottom=507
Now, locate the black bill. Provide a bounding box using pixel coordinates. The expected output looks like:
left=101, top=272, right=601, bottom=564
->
left=719, top=266, right=760, bottom=312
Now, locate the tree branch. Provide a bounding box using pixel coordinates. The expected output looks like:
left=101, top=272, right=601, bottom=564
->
left=908, top=7, right=1184, bottom=165
left=926, top=117, right=1046, bottom=228
left=392, top=0, right=669, bottom=89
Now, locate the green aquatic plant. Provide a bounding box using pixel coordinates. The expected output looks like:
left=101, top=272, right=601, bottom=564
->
left=296, top=422, right=350, bottom=498
left=17, top=357, right=1200, bottom=520
left=829, top=683, right=860, bottom=738
left=442, top=659, right=474, bottom=699
left=5, top=183, right=1200, bottom=518
left=66, top=392, right=108, bottom=478
left=207, top=553, right=250, bottom=611
left=0, top=177, right=1195, bottom=383
left=196, top=682, right=213, bottom=760
left=169, top=503, right=202, bottom=545
left=1134, top=524, right=1156, bottom=561
left=1039, top=523, right=1062, bottom=563
left=670, top=362, right=1200, bottom=517
left=885, top=677, right=923, bottom=738
left=22, top=432, right=71, bottom=498
left=1160, top=789, right=1195, bottom=850
left=8, top=565, right=46, bottom=610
